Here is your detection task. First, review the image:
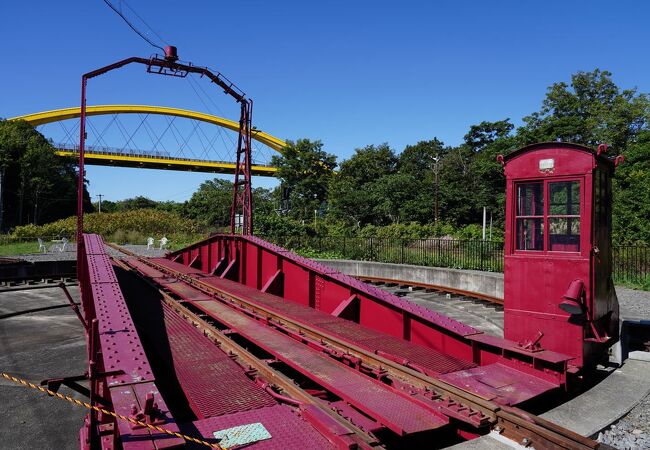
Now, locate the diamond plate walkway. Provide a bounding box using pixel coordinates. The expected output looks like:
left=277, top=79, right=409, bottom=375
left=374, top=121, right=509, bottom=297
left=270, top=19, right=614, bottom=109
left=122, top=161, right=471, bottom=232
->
left=190, top=294, right=450, bottom=436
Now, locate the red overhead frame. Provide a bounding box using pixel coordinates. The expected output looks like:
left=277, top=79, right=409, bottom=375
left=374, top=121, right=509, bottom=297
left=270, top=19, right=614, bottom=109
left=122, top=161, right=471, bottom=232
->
left=76, top=46, right=254, bottom=259
left=230, top=99, right=254, bottom=235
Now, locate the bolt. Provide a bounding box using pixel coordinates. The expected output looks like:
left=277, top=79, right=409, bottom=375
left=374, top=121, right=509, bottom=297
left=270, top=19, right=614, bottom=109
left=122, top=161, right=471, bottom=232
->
left=521, top=437, right=531, bottom=447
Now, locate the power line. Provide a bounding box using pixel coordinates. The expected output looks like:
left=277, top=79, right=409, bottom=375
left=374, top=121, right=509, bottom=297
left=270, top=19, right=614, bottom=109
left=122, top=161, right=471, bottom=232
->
left=102, top=0, right=165, bottom=51
left=120, top=0, right=169, bottom=46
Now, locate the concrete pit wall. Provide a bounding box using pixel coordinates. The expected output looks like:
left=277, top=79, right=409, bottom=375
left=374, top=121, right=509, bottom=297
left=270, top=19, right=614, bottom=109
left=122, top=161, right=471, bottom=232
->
left=315, top=259, right=504, bottom=300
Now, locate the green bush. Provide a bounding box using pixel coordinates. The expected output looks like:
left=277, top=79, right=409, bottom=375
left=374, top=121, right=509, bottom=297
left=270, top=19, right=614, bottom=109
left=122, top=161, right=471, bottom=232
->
left=256, top=215, right=312, bottom=238
left=11, top=209, right=204, bottom=239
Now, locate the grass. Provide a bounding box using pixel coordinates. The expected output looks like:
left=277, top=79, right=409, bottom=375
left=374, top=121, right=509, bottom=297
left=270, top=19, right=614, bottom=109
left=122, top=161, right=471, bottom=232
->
left=0, top=230, right=205, bottom=256
left=0, top=240, right=44, bottom=256
left=613, top=274, right=650, bottom=291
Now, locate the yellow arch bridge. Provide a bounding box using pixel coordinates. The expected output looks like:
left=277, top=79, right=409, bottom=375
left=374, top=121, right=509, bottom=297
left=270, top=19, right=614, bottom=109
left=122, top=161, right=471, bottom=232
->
left=10, top=105, right=284, bottom=176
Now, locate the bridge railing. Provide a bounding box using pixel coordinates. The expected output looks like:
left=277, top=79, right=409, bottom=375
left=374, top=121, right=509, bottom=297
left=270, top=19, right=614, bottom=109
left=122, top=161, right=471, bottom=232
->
left=263, top=235, right=650, bottom=287
left=56, top=143, right=273, bottom=166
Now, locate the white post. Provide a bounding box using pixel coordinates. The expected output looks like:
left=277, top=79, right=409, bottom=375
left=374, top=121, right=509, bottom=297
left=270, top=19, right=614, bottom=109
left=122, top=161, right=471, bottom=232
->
left=482, top=207, right=487, bottom=241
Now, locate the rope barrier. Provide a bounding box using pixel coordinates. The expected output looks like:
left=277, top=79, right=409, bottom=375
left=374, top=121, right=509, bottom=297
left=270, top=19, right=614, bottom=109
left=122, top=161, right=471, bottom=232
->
left=1, top=372, right=223, bottom=449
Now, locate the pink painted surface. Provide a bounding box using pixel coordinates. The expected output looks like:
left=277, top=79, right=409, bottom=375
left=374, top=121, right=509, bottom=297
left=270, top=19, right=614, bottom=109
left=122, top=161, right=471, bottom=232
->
left=160, top=300, right=277, bottom=418
left=502, top=143, right=619, bottom=370
left=187, top=293, right=450, bottom=435
left=154, top=258, right=476, bottom=376
left=438, top=363, right=558, bottom=406
left=81, top=234, right=183, bottom=448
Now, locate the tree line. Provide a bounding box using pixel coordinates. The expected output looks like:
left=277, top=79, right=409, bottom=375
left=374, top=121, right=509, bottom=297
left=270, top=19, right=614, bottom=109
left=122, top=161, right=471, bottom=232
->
left=2, top=69, right=649, bottom=244
left=272, top=69, right=650, bottom=243
left=0, top=120, right=91, bottom=230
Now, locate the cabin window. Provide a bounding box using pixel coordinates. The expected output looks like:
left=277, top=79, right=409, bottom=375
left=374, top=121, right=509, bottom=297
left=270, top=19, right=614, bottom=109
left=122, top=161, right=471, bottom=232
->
left=548, top=181, right=580, bottom=252
left=516, top=182, right=544, bottom=250
left=515, top=180, right=581, bottom=253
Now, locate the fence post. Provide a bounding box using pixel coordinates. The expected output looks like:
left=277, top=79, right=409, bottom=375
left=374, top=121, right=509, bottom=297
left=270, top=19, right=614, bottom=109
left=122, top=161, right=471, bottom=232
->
left=400, top=238, right=405, bottom=264
left=370, top=237, right=374, bottom=261
left=343, top=236, right=346, bottom=258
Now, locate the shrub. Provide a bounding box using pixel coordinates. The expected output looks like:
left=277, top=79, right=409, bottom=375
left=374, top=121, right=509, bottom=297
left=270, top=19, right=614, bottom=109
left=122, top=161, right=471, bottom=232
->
left=11, top=209, right=204, bottom=239
left=255, top=215, right=311, bottom=238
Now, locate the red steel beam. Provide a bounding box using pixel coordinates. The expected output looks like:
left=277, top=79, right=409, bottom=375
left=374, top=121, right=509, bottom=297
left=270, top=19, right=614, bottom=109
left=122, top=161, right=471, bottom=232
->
left=79, top=234, right=183, bottom=449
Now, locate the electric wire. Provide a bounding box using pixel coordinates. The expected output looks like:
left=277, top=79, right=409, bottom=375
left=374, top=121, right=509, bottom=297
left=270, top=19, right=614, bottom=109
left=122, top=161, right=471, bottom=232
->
left=102, top=0, right=166, bottom=51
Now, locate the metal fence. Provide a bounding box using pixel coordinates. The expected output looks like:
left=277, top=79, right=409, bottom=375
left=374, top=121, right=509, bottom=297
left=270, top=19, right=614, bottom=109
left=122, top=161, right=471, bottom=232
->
left=613, top=245, right=650, bottom=286
left=264, top=236, right=650, bottom=285
left=265, top=236, right=505, bottom=272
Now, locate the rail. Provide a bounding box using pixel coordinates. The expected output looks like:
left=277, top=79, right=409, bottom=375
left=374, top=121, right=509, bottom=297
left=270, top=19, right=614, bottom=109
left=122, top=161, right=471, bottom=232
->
left=354, top=275, right=504, bottom=306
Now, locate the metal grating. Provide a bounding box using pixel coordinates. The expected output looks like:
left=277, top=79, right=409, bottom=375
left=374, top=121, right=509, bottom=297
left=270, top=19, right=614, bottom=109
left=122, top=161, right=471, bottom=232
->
left=161, top=301, right=277, bottom=418
left=150, top=257, right=205, bottom=275
left=186, top=271, right=476, bottom=375
left=163, top=280, right=214, bottom=302
left=125, top=258, right=166, bottom=279
left=193, top=298, right=449, bottom=436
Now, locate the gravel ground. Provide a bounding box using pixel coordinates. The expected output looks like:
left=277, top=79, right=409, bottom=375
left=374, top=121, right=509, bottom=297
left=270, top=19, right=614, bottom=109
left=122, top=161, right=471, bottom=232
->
left=617, top=287, right=650, bottom=320
left=599, top=286, right=650, bottom=450
left=114, top=243, right=168, bottom=258
left=598, top=392, right=650, bottom=449
left=14, top=248, right=76, bottom=262
left=12, top=243, right=169, bottom=261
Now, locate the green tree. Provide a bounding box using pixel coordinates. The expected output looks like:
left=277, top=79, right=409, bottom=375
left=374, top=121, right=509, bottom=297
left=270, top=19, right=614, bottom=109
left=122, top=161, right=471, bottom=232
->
left=464, top=120, right=514, bottom=152
left=115, top=196, right=158, bottom=211
left=181, top=178, right=275, bottom=229
left=518, top=69, right=650, bottom=152
left=271, top=139, right=337, bottom=220
left=612, top=131, right=650, bottom=243
left=463, top=120, right=516, bottom=226
left=369, top=173, right=419, bottom=224
left=337, top=143, right=398, bottom=185
left=0, top=120, right=89, bottom=229
left=182, top=179, right=234, bottom=228
left=328, top=143, right=399, bottom=226
left=398, top=139, right=446, bottom=223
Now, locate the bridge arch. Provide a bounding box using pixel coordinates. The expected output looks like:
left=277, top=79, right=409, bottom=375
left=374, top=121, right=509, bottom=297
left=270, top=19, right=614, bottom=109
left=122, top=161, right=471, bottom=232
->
left=11, top=105, right=287, bottom=151
left=9, top=105, right=287, bottom=175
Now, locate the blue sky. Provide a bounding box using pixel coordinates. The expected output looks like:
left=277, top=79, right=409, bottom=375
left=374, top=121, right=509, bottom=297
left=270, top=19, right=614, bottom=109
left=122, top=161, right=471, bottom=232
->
left=2, top=0, right=649, bottom=202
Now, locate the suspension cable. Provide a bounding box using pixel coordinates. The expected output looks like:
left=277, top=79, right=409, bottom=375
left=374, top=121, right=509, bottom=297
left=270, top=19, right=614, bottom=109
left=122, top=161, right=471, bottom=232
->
left=102, top=0, right=166, bottom=51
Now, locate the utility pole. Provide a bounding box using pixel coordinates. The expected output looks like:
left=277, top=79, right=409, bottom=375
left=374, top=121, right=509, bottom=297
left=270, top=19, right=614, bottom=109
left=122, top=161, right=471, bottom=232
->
left=97, top=194, right=104, bottom=213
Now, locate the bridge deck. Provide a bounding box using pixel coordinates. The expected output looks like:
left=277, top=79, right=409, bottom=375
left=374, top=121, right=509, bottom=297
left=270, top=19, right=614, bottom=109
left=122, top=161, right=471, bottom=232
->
left=147, top=257, right=561, bottom=407
left=152, top=258, right=476, bottom=376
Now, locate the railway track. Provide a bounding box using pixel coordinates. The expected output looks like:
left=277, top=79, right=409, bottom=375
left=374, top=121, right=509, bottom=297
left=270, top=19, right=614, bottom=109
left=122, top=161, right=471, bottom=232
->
left=109, top=243, right=607, bottom=450
left=353, top=275, right=504, bottom=307
left=353, top=276, right=505, bottom=336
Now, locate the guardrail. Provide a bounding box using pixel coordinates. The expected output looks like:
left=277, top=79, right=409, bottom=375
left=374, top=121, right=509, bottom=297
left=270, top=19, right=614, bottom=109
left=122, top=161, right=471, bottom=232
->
left=56, top=143, right=272, bottom=166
